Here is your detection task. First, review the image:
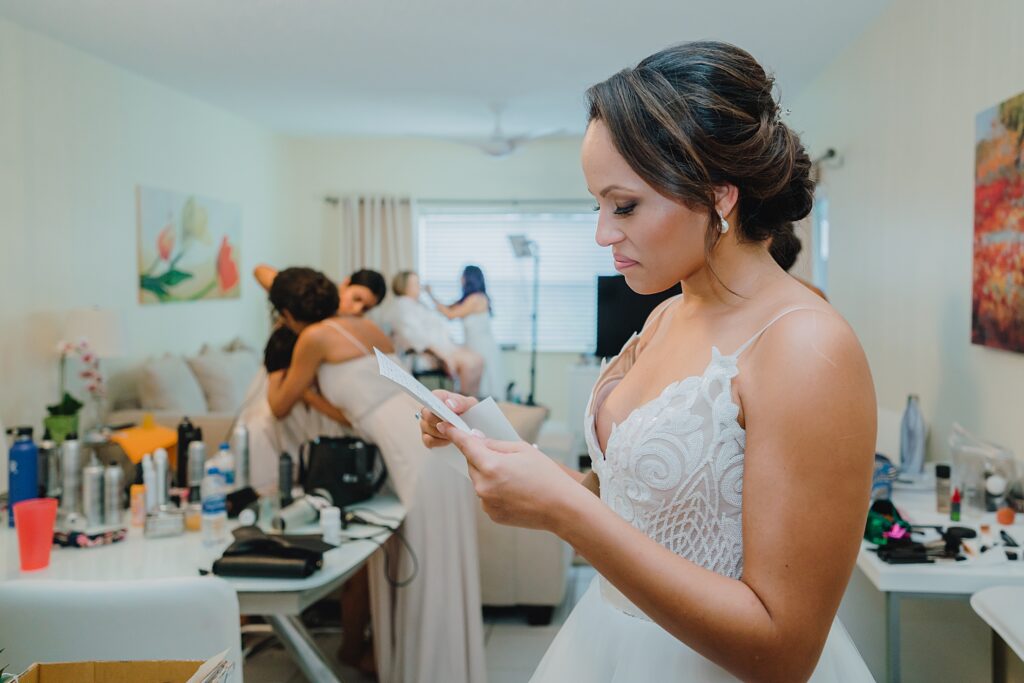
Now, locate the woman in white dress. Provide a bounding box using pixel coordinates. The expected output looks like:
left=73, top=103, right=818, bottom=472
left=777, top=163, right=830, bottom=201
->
left=421, top=41, right=876, bottom=682
left=428, top=265, right=507, bottom=400
left=389, top=270, right=484, bottom=396
left=265, top=267, right=487, bottom=683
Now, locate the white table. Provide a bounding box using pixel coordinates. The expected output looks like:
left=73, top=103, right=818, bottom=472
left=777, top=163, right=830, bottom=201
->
left=971, top=586, right=1024, bottom=683
left=857, top=488, right=1024, bottom=682
left=1, top=494, right=405, bottom=682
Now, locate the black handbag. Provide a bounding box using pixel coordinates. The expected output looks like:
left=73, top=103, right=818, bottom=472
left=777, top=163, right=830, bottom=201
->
left=300, top=436, right=388, bottom=508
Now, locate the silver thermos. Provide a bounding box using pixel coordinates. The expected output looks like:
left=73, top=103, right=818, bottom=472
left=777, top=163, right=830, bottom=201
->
left=37, top=438, right=59, bottom=498
left=104, top=462, right=124, bottom=524
left=230, top=424, right=249, bottom=490
left=60, top=436, right=82, bottom=516
left=82, top=453, right=105, bottom=528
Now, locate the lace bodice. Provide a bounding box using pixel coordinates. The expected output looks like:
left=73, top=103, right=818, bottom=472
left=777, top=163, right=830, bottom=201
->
left=586, top=302, right=808, bottom=618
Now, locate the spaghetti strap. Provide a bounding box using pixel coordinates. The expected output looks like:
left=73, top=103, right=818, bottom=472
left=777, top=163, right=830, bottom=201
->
left=731, top=307, right=814, bottom=358
left=322, top=319, right=372, bottom=356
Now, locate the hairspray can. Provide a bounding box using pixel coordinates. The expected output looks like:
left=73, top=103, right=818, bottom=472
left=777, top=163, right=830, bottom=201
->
left=187, top=440, right=206, bottom=503
left=104, top=462, right=125, bottom=525
left=230, top=424, right=249, bottom=490
left=82, top=453, right=105, bottom=528
left=153, top=448, right=169, bottom=506
left=279, top=452, right=294, bottom=508
left=60, top=435, right=82, bottom=517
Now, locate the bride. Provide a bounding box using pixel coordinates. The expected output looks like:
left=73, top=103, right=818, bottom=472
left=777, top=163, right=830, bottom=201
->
left=421, top=41, right=876, bottom=682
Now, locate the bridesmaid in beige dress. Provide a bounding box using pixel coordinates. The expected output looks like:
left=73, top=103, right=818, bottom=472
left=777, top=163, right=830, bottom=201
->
left=265, top=267, right=487, bottom=683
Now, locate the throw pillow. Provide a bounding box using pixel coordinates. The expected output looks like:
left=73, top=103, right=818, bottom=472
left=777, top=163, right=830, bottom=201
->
left=139, top=355, right=209, bottom=414
left=187, top=348, right=260, bottom=413
left=497, top=402, right=549, bottom=444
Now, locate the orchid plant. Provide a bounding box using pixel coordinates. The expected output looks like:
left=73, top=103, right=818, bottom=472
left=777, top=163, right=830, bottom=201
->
left=47, top=339, right=105, bottom=417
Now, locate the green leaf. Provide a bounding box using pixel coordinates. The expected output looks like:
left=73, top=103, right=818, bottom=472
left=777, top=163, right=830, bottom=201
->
left=140, top=275, right=170, bottom=299
left=47, top=391, right=84, bottom=416
left=159, top=269, right=193, bottom=287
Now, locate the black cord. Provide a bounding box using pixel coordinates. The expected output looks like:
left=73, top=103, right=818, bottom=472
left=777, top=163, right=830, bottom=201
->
left=341, top=525, right=419, bottom=588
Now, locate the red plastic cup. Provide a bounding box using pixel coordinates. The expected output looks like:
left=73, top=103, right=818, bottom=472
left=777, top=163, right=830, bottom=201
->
left=13, top=498, right=58, bottom=571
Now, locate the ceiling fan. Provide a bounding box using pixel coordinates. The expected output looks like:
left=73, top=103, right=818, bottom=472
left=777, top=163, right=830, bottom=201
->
left=453, top=104, right=565, bottom=158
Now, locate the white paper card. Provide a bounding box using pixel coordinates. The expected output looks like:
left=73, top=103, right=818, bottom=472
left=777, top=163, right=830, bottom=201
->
left=374, top=348, right=471, bottom=432
left=438, top=397, right=523, bottom=478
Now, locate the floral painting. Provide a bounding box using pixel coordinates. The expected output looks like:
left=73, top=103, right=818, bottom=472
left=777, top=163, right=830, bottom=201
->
left=973, top=92, right=1024, bottom=352
left=136, top=185, right=241, bottom=304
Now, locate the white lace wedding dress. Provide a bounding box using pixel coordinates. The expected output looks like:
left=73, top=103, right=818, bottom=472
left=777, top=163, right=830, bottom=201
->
left=531, top=303, right=874, bottom=682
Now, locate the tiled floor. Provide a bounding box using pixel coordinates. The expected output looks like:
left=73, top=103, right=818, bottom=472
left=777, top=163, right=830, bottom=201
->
left=244, top=564, right=596, bottom=682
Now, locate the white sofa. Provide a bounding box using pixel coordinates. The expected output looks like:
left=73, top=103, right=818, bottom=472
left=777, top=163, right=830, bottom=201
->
left=104, top=341, right=260, bottom=456
left=482, top=405, right=575, bottom=624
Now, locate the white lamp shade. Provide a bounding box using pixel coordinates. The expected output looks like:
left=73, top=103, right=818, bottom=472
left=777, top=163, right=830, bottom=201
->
left=62, top=308, right=124, bottom=358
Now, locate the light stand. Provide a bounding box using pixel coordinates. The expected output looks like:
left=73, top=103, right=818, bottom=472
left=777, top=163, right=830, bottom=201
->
left=508, top=235, right=539, bottom=405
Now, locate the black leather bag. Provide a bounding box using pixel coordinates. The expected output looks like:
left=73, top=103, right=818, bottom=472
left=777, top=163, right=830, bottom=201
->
left=300, top=436, right=388, bottom=508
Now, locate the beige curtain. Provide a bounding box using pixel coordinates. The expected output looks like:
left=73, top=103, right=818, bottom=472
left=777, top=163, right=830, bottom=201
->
left=323, top=195, right=415, bottom=281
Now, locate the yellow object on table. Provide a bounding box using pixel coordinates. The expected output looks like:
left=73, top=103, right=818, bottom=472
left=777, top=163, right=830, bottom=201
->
left=109, top=414, right=177, bottom=465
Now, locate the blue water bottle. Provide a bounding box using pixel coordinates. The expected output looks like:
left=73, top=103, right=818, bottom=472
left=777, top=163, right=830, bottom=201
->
left=8, top=426, right=39, bottom=527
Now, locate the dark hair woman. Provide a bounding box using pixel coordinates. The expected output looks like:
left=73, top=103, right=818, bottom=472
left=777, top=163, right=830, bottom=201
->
left=264, top=265, right=486, bottom=683
left=426, top=264, right=507, bottom=399
left=420, top=41, right=874, bottom=682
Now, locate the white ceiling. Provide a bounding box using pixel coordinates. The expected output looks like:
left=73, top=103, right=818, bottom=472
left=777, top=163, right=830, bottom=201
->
left=0, top=0, right=890, bottom=138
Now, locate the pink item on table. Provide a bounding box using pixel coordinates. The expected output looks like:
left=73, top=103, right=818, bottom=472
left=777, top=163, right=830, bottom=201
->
left=13, top=497, right=58, bottom=571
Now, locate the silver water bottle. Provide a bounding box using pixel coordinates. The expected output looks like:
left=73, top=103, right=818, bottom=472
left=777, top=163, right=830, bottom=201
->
left=60, top=436, right=82, bottom=516
left=103, top=462, right=124, bottom=525
left=230, top=424, right=249, bottom=490
left=82, top=453, right=105, bottom=528
left=37, top=438, right=58, bottom=498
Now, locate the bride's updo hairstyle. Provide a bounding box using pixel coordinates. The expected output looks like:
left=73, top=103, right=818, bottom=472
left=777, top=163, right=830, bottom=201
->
left=586, top=41, right=815, bottom=260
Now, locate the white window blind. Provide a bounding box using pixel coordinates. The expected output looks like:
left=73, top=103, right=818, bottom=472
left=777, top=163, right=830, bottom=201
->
left=417, top=205, right=615, bottom=353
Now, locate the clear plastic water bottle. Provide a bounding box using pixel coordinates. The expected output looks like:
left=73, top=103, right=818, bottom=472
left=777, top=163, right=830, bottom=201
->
left=899, top=394, right=925, bottom=476
left=200, top=463, right=227, bottom=545
left=216, top=442, right=235, bottom=489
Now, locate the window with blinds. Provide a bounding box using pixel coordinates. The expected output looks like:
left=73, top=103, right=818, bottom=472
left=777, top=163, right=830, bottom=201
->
left=417, top=205, right=615, bottom=353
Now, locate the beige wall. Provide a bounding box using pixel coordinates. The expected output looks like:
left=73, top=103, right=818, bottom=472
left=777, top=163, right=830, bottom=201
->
left=792, top=2, right=1024, bottom=680
left=791, top=0, right=1024, bottom=463
left=0, top=19, right=288, bottom=449
left=281, top=135, right=591, bottom=421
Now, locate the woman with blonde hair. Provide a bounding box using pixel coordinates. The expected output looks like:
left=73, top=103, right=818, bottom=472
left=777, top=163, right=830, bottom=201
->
left=389, top=270, right=484, bottom=396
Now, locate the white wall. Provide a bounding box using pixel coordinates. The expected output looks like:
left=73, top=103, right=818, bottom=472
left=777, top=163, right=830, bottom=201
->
left=792, top=2, right=1024, bottom=680
left=0, top=18, right=288, bottom=439
left=791, top=0, right=1024, bottom=462
left=282, top=135, right=591, bottom=422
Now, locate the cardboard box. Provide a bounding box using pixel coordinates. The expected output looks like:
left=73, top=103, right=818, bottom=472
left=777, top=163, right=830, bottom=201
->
left=14, top=650, right=230, bottom=683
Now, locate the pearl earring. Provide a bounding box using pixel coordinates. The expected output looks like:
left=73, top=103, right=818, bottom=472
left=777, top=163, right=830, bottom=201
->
left=719, top=212, right=730, bottom=234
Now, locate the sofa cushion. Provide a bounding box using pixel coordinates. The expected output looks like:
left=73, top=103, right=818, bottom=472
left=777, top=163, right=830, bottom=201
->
left=138, top=355, right=208, bottom=414
left=187, top=348, right=260, bottom=413
left=497, top=402, right=549, bottom=444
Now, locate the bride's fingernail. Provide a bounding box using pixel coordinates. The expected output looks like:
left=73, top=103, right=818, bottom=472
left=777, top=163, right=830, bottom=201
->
left=436, top=423, right=448, bottom=435
left=471, top=429, right=485, bottom=438
left=446, top=399, right=458, bottom=410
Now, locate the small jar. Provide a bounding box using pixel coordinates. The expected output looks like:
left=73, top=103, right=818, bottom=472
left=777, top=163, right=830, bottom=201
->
left=935, top=464, right=951, bottom=514
left=130, top=484, right=147, bottom=527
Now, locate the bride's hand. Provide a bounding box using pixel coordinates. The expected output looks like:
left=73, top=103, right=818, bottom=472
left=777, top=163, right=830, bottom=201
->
left=441, top=424, right=580, bottom=532
left=419, top=390, right=478, bottom=448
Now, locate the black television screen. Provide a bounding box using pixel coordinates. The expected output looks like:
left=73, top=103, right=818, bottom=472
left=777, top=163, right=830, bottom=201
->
left=595, top=276, right=681, bottom=358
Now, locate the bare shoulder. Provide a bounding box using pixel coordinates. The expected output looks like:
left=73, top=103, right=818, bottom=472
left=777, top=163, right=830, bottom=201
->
left=742, top=302, right=876, bottom=440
